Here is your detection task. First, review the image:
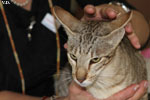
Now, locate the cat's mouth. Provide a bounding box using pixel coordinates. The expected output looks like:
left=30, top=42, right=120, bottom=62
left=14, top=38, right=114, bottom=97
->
left=74, top=78, right=93, bottom=87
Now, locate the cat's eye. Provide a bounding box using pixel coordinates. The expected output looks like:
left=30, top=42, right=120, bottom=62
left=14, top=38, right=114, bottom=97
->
left=70, top=54, right=77, bottom=61
left=90, top=58, right=101, bottom=63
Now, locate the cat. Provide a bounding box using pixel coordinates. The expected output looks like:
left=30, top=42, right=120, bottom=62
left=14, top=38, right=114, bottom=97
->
left=145, top=58, right=150, bottom=93
left=53, top=6, right=148, bottom=100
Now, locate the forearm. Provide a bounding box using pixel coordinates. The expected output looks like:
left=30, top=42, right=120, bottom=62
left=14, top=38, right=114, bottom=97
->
left=108, top=3, right=150, bottom=48
left=105, top=3, right=150, bottom=48
left=131, top=10, right=150, bottom=48
left=0, top=91, right=68, bottom=100
left=0, top=91, right=41, bottom=100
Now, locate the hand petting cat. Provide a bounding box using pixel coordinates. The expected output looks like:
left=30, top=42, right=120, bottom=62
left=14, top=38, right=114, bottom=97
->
left=64, top=4, right=148, bottom=50
left=82, top=4, right=141, bottom=49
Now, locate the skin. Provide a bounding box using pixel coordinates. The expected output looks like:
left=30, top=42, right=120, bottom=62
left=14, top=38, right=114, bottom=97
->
left=82, top=5, right=150, bottom=49
left=0, top=80, right=148, bottom=100
left=64, top=80, right=148, bottom=100
left=13, top=0, right=32, bottom=11
left=0, top=0, right=148, bottom=100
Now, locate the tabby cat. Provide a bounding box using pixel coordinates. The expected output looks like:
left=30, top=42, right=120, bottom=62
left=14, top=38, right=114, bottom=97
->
left=53, top=6, right=147, bottom=100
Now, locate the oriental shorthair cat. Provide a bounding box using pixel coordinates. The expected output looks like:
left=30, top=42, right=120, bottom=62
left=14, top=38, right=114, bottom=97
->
left=53, top=6, right=148, bottom=100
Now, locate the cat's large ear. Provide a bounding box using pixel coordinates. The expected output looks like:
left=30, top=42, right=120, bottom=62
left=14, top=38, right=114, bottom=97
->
left=53, top=6, right=81, bottom=36
left=103, top=11, right=133, bottom=48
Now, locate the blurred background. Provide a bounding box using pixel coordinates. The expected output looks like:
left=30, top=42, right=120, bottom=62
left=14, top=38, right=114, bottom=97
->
left=127, top=0, right=150, bottom=20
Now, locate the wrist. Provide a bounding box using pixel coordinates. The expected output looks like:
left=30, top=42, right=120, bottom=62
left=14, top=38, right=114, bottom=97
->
left=41, top=96, right=49, bottom=100
left=109, top=1, right=130, bottom=13
left=107, top=1, right=131, bottom=17
left=41, top=96, right=68, bottom=100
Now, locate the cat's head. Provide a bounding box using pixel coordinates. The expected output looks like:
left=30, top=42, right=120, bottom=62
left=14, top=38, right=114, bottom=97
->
left=54, top=6, right=132, bottom=87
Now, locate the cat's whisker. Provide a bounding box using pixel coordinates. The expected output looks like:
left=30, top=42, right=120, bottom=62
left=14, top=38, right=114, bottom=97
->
left=55, top=73, right=71, bottom=76
left=96, top=79, right=115, bottom=87
left=95, top=81, right=107, bottom=89
left=55, top=77, right=72, bottom=85
left=98, top=74, right=126, bottom=78
left=61, top=77, right=72, bottom=82
left=98, top=74, right=115, bottom=77
left=61, top=71, right=72, bottom=74
left=96, top=80, right=107, bottom=85
left=65, top=79, right=72, bottom=84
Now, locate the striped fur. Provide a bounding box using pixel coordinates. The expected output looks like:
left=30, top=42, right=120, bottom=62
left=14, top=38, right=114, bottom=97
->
left=54, top=6, right=147, bottom=99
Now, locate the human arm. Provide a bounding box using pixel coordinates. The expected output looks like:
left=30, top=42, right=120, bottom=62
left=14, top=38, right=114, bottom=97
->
left=0, top=91, right=41, bottom=100
left=0, top=80, right=148, bottom=100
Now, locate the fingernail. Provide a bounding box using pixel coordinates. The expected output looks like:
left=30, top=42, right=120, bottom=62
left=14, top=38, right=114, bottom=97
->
left=108, top=8, right=117, bottom=14
left=134, top=85, right=139, bottom=91
left=136, top=43, right=141, bottom=49
left=87, top=7, right=95, bottom=13
left=144, top=81, right=148, bottom=88
left=108, top=9, right=117, bottom=19
left=126, top=24, right=133, bottom=32
left=126, top=24, right=131, bottom=29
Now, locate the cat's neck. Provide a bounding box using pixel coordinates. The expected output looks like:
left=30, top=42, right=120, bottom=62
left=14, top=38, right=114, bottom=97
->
left=86, top=37, right=146, bottom=99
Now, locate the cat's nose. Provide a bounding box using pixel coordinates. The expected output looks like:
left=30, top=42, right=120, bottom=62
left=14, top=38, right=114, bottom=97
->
left=77, top=78, right=86, bottom=83
left=76, top=68, right=87, bottom=83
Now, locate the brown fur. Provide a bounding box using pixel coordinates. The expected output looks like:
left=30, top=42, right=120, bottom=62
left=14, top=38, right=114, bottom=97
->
left=53, top=6, right=147, bottom=99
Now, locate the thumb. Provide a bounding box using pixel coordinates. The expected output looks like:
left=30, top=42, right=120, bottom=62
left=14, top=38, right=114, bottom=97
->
left=69, top=81, right=85, bottom=94
left=105, top=84, right=140, bottom=100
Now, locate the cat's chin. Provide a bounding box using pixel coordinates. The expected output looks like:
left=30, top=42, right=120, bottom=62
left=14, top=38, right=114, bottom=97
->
left=74, top=79, right=93, bottom=87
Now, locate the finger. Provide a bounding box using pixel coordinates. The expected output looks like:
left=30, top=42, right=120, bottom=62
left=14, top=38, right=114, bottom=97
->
left=64, top=43, right=67, bottom=49
left=125, top=23, right=133, bottom=34
left=84, top=5, right=96, bottom=16
left=128, top=80, right=148, bottom=100
left=106, top=84, right=140, bottom=100
left=100, top=7, right=117, bottom=20
left=127, top=33, right=141, bottom=49
left=82, top=5, right=96, bottom=21
left=125, top=23, right=141, bottom=49
left=69, top=81, right=85, bottom=94
left=68, top=81, right=98, bottom=100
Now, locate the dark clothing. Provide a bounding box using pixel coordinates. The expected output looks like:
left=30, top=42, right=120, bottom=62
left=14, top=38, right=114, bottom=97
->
left=0, top=0, right=69, bottom=96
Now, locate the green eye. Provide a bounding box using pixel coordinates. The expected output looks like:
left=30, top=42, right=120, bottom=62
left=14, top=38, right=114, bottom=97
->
left=70, top=54, right=77, bottom=61
left=90, top=58, right=101, bottom=63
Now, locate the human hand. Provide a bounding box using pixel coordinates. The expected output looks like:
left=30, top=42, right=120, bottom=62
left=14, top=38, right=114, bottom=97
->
left=82, top=4, right=141, bottom=49
left=64, top=80, right=148, bottom=100
left=104, top=80, right=148, bottom=100
left=65, top=81, right=98, bottom=100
